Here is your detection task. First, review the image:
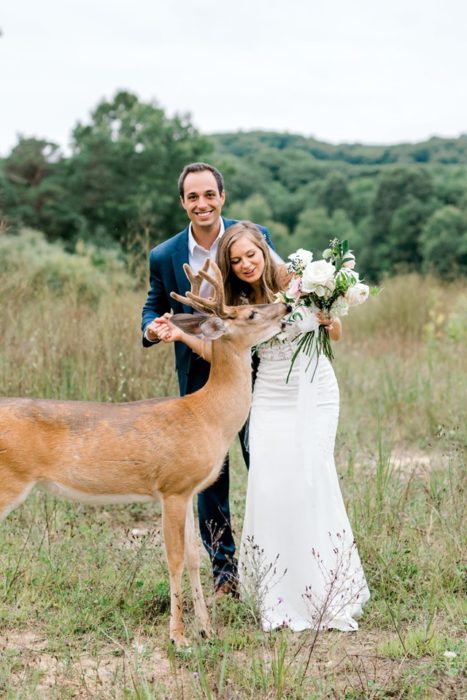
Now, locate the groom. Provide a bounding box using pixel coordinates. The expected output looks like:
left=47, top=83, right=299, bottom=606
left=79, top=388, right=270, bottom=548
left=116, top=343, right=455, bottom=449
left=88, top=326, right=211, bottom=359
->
left=141, top=162, right=274, bottom=596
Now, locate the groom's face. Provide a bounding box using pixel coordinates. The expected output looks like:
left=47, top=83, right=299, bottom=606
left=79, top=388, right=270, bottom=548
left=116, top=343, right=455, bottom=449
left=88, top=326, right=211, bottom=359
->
left=180, top=171, right=225, bottom=233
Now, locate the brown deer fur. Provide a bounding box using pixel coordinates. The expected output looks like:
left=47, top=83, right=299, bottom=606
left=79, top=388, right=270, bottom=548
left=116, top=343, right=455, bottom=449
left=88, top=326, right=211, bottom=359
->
left=0, top=260, right=287, bottom=647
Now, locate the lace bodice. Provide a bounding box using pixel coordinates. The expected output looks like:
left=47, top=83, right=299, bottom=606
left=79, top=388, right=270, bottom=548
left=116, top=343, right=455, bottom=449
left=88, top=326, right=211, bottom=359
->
left=256, top=325, right=300, bottom=361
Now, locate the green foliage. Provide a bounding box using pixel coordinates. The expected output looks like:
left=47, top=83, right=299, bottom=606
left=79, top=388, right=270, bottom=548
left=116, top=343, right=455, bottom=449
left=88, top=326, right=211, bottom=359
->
left=286, top=207, right=355, bottom=261
left=66, top=91, right=212, bottom=249
left=212, top=134, right=467, bottom=280
left=213, top=130, right=467, bottom=166
left=420, top=205, right=467, bottom=277
left=2, top=98, right=467, bottom=281
left=0, top=138, right=80, bottom=241
left=227, top=193, right=273, bottom=223
left=0, top=91, right=211, bottom=252
left=318, top=171, right=353, bottom=216
left=0, top=228, right=133, bottom=305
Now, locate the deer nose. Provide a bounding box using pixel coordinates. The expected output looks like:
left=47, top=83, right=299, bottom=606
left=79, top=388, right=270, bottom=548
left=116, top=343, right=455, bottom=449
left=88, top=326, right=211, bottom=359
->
left=286, top=304, right=293, bottom=313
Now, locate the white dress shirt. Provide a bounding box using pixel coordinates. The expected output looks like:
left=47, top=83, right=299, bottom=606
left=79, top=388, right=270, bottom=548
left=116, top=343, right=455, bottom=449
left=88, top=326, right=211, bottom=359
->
left=188, top=219, right=225, bottom=299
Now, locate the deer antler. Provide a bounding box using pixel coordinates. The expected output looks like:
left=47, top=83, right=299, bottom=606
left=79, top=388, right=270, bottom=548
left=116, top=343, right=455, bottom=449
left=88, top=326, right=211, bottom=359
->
left=171, top=260, right=229, bottom=319
left=184, top=258, right=209, bottom=297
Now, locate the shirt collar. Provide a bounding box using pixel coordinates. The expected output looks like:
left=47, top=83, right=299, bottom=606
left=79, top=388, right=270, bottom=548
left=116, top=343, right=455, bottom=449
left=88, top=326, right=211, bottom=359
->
left=188, top=218, right=225, bottom=255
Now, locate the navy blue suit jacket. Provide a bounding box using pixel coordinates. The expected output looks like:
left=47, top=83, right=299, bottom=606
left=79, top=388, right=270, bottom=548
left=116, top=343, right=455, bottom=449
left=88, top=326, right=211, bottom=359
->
left=141, top=217, right=272, bottom=396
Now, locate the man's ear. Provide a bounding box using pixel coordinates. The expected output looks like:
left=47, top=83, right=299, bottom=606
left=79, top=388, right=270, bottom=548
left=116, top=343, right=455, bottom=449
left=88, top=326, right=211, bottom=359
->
left=171, top=313, right=227, bottom=340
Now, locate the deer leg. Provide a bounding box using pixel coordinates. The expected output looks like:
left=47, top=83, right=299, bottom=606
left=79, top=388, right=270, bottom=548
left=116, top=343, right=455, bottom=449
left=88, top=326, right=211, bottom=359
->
left=184, top=499, right=212, bottom=639
left=162, top=493, right=190, bottom=648
left=0, top=476, right=36, bottom=523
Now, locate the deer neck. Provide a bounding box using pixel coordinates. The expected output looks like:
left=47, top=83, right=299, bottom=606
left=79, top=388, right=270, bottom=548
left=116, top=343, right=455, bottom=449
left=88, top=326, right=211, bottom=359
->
left=199, top=339, right=253, bottom=428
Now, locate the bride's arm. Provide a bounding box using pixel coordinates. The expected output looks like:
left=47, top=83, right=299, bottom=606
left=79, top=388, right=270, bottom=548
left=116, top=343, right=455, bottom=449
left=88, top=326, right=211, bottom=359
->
left=148, top=314, right=212, bottom=362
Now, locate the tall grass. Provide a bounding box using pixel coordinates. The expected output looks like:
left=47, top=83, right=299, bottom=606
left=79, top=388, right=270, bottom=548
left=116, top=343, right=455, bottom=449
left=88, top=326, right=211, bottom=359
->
left=0, top=232, right=465, bottom=698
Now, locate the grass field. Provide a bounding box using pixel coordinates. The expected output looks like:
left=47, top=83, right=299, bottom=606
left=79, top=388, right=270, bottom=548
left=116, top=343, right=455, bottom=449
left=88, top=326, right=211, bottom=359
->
left=0, top=253, right=465, bottom=698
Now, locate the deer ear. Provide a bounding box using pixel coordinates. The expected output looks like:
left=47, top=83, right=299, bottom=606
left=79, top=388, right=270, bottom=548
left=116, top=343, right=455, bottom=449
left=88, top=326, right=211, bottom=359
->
left=199, top=316, right=227, bottom=340
left=171, top=313, right=209, bottom=337
left=171, top=314, right=227, bottom=340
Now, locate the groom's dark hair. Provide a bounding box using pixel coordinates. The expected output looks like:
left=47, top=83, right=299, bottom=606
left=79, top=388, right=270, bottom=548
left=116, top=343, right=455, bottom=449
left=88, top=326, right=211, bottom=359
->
left=178, top=162, right=224, bottom=198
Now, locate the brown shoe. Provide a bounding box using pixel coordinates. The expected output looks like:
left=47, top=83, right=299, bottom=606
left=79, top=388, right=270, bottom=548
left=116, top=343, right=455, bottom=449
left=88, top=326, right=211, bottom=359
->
left=215, top=580, right=239, bottom=600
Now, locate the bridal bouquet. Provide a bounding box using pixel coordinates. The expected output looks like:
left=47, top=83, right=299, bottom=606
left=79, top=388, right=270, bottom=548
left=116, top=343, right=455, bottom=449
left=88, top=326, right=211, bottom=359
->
left=276, top=239, right=371, bottom=377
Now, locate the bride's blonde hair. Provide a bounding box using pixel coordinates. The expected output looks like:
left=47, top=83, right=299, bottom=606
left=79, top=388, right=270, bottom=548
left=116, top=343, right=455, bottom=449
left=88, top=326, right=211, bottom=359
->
left=216, top=221, right=283, bottom=305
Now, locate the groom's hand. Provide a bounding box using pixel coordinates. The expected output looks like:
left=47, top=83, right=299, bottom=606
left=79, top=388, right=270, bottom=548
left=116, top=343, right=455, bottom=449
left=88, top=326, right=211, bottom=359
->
left=145, top=321, right=160, bottom=342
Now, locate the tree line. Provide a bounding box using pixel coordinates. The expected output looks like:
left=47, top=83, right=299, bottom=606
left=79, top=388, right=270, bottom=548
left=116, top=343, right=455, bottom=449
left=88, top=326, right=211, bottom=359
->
left=1, top=91, right=466, bottom=281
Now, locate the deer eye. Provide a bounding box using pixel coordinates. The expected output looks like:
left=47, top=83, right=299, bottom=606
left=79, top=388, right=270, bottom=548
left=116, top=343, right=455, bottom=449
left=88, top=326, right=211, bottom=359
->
left=248, top=310, right=257, bottom=320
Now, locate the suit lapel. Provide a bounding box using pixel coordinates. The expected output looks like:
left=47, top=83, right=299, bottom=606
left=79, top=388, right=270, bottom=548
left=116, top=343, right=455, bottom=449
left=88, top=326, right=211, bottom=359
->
left=172, top=228, right=191, bottom=312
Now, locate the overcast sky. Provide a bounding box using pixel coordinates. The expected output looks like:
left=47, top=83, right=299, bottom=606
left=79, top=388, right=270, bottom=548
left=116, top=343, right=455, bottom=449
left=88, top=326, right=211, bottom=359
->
left=1, top=0, right=466, bottom=155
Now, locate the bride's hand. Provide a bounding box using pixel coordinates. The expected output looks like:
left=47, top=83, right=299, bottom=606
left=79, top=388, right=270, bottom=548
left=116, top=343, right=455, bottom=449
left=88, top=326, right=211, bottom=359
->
left=317, top=311, right=332, bottom=326
left=149, top=314, right=184, bottom=344
left=317, top=313, right=342, bottom=341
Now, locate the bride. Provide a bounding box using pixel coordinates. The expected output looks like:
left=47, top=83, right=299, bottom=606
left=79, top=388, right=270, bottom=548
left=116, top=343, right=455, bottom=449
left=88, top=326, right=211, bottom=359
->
left=154, top=221, right=370, bottom=632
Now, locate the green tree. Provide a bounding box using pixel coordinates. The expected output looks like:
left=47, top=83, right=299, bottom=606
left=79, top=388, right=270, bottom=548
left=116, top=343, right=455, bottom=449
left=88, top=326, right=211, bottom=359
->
left=318, top=172, right=353, bottom=216
left=217, top=154, right=270, bottom=203
left=290, top=207, right=355, bottom=255
left=385, top=197, right=431, bottom=270
left=226, top=193, right=290, bottom=258
left=371, top=168, right=433, bottom=238
left=0, top=138, right=78, bottom=238
left=419, top=206, right=467, bottom=278
left=66, top=91, right=211, bottom=248
left=365, top=168, right=434, bottom=276
left=227, top=193, right=273, bottom=223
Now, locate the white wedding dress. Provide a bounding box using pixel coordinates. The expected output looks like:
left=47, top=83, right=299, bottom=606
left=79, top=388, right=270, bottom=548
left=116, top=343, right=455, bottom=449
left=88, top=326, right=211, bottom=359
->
left=239, top=314, right=370, bottom=632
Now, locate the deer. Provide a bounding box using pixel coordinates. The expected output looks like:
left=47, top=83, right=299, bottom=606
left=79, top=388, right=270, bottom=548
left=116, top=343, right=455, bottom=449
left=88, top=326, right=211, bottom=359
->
left=0, top=260, right=288, bottom=648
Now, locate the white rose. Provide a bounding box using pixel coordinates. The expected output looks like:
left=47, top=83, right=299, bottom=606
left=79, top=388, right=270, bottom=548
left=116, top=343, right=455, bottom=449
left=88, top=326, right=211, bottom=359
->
left=288, top=248, right=313, bottom=267
left=329, top=297, right=349, bottom=319
left=342, top=251, right=356, bottom=269
left=346, top=283, right=370, bottom=307
left=313, top=285, right=332, bottom=298
left=301, top=260, right=336, bottom=293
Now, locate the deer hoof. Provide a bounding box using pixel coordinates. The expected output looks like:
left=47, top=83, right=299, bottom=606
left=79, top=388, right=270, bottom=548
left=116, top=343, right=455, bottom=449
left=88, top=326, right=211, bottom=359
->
left=199, top=625, right=213, bottom=640
left=170, top=632, right=190, bottom=649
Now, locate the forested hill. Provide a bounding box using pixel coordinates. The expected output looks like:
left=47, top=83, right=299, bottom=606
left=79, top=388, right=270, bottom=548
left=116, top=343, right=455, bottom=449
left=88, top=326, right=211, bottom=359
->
left=211, top=131, right=467, bottom=166
left=209, top=130, right=467, bottom=280
left=0, top=92, right=466, bottom=281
